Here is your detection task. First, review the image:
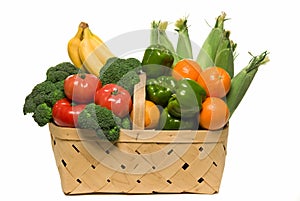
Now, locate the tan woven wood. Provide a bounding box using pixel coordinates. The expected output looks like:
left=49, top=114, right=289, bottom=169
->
left=49, top=123, right=228, bottom=195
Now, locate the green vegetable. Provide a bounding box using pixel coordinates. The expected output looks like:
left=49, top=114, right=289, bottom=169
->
left=142, top=44, right=174, bottom=78
left=175, top=16, right=193, bottom=59
left=77, top=103, right=120, bottom=141
left=214, top=30, right=236, bottom=78
left=23, top=62, right=78, bottom=126
left=99, top=57, right=141, bottom=94
left=46, top=62, right=80, bottom=82
left=146, top=76, right=177, bottom=107
left=159, top=108, right=198, bottom=130
left=32, top=103, right=52, bottom=127
left=114, top=115, right=132, bottom=129
left=150, top=21, right=180, bottom=64
left=226, top=51, right=269, bottom=117
left=196, top=12, right=236, bottom=78
left=167, top=79, right=206, bottom=118
left=150, top=21, right=159, bottom=45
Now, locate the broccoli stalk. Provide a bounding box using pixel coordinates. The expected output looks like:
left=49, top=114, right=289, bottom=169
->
left=23, top=62, right=79, bottom=126
left=77, top=103, right=120, bottom=142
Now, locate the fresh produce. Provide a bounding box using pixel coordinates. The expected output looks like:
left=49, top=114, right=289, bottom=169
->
left=159, top=108, right=198, bottom=130
left=67, top=22, right=114, bottom=76
left=46, top=62, right=80, bottom=83
left=99, top=57, right=141, bottom=94
left=172, top=59, right=202, bottom=81
left=197, top=66, right=231, bottom=98
left=167, top=79, right=206, bottom=118
left=24, top=14, right=270, bottom=136
left=146, top=75, right=177, bottom=107
left=142, top=44, right=174, bottom=78
left=114, top=116, right=132, bottom=130
left=130, top=100, right=160, bottom=129
left=94, top=84, right=133, bottom=118
left=64, top=73, right=102, bottom=104
left=199, top=97, right=230, bottom=130
left=52, top=98, right=86, bottom=127
left=226, top=51, right=269, bottom=116
left=214, top=30, right=236, bottom=78
left=175, top=16, right=193, bottom=59
left=196, top=12, right=236, bottom=78
left=150, top=21, right=179, bottom=64
left=150, top=21, right=159, bottom=45
left=23, top=62, right=78, bottom=126
left=77, top=103, right=120, bottom=141
left=32, top=103, right=53, bottom=127
left=67, top=22, right=87, bottom=68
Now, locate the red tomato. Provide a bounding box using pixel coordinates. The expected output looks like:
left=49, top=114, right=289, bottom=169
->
left=95, top=84, right=132, bottom=118
left=52, top=98, right=86, bottom=127
left=64, top=73, right=102, bottom=104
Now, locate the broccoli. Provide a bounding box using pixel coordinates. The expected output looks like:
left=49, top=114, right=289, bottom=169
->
left=77, top=103, right=120, bottom=141
left=117, top=70, right=140, bottom=95
left=114, top=115, right=132, bottom=129
left=99, top=57, right=142, bottom=94
left=23, top=62, right=78, bottom=126
left=32, top=103, right=52, bottom=126
left=46, top=62, right=79, bottom=82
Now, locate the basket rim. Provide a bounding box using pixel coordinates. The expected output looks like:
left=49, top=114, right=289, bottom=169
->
left=48, top=123, right=229, bottom=144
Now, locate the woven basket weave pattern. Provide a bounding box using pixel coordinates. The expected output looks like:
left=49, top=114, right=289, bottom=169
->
left=49, top=123, right=228, bottom=195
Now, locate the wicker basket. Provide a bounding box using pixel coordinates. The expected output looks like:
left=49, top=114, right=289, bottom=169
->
left=48, top=73, right=229, bottom=195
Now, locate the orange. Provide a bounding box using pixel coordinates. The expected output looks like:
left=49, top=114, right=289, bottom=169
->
left=197, top=67, right=231, bottom=98
left=172, top=59, right=202, bottom=81
left=131, top=100, right=160, bottom=129
left=199, top=97, right=230, bottom=130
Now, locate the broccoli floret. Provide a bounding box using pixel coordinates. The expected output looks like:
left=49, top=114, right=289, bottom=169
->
left=99, top=57, right=141, bottom=94
left=32, top=103, right=52, bottom=127
left=23, top=62, right=78, bottom=127
left=114, top=115, right=132, bottom=129
left=47, top=89, right=65, bottom=105
left=117, top=70, right=140, bottom=94
left=46, top=62, right=79, bottom=82
left=77, top=103, right=120, bottom=141
left=23, top=81, right=55, bottom=114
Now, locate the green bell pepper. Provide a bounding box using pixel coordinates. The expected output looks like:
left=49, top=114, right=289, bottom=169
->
left=142, top=44, right=174, bottom=78
left=146, top=76, right=177, bottom=107
left=159, top=108, right=198, bottom=130
left=168, top=78, right=206, bottom=118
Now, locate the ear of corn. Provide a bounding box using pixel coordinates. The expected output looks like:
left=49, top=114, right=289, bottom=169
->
left=196, top=28, right=223, bottom=69
left=196, top=12, right=236, bottom=78
left=175, top=16, right=193, bottom=60
left=226, top=51, right=270, bottom=117
left=215, top=48, right=234, bottom=77
left=150, top=21, right=160, bottom=45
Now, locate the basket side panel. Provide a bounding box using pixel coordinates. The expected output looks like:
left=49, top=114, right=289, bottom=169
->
left=49, top=124, right=228, bottom=194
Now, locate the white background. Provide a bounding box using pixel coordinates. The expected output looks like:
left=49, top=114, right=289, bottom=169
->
left=1, top=0, right=300, bottom=200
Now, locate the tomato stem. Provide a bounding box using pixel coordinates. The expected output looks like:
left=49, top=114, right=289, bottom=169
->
left=79, top=73, right=86, bottom=79
left=111, top=88, right=119, bottom=95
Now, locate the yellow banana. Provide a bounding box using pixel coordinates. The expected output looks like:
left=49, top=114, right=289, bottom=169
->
left=89, top=29, right=114, bottom=64
left=67, top=22, right=88, bottom=68
left=79, top=27, right=104, bottom=77
left=78, top=26, right=114, bottom=76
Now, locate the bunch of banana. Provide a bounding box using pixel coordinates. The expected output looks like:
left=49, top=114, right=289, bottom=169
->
left=67, top=22, right=114, bottom=77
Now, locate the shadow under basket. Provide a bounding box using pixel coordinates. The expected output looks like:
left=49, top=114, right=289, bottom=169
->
left=49, top=123, right=229, bottom=195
